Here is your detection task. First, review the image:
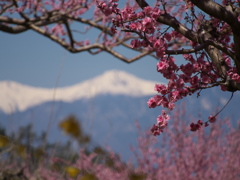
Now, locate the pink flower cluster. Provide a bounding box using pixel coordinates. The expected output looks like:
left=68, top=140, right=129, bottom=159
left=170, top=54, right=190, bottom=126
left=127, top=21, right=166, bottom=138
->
left=157, top=56, right=178, bottom=78
left=151, top=110, right=169, bottom=136
left=190, top=120, right=204, bottom=131
left=131, top=37, right=168, bottom=58
left=96, top=2, right=239, bottom=135
left=208, top=115, right=217, bottom=123
left=50, top=24, right=66, bottom=37
left=97, top=0, right=119, bottom=16
left=227, top=70, right=240, bottom=83
left=190, top=116, right=217, bottom=131
left=147, top=52, right=223, bottom=135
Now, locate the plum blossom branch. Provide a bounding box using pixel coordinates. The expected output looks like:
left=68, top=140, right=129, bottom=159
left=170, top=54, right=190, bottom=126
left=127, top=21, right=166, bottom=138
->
left=190, top=92, right=234, bottom=131
left=0, top=1, right=157, bottom=63
left=135, top=0, right=240, bottom=89
left=135, top=0, right=198, bottom=42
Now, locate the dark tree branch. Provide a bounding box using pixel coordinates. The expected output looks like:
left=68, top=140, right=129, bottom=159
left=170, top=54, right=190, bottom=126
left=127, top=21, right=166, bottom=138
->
left=67, top=15, right=113, bottom=35
left=165, top=43, right=209, bottom=55
left=0, top=24, right=28, bottom=33
left=190, top=0, right=239, bottom=27
left=28, top=23, right=74, bottom=51
left=0, top=16, right=26, bottom=25
left=64, top=21, right=74, bottom=48
left=190, top=0, right=240, bottom=75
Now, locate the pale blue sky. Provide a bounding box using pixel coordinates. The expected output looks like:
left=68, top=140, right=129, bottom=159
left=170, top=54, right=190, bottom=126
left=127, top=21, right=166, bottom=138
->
left=0, top=30, right=165, bottom=88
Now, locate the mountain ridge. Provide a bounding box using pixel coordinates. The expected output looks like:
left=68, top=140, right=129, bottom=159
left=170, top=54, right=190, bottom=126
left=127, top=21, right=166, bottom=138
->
left=0, top=70, right=161, bottom=114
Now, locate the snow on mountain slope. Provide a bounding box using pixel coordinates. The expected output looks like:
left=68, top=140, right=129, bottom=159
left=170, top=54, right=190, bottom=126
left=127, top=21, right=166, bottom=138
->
left=0, top=70, right=161, bottom=114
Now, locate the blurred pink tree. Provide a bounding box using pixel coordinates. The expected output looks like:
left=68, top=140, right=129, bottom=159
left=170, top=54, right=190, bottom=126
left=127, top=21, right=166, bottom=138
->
left=132, top=110, right=240, bottom=180
left=1, top=0, right=240, bottom=134
left=1, top=111, right=239, bottom=179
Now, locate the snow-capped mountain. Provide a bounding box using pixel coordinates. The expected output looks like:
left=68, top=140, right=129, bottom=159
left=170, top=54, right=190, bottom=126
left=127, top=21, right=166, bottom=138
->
left=0, top=70, right=239, bottom=161
left=0, top=70, right=160, bottom=114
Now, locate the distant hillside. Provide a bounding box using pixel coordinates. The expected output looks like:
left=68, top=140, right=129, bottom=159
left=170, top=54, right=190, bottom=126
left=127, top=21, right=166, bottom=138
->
left=0, top=88, right=239, bottom=161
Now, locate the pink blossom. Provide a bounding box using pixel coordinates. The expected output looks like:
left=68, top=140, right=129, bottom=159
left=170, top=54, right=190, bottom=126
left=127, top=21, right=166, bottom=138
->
left=164, top=33, right=172, bottom=42
left=160, top=96, right=169, bottom=108
left=157, top=60, right=169, bottom=72
left=137, top=11, right=145, bottom=19
left=183, top=54, right=195, bottom=63
left=145, top=26, right=155, bottom=34
left=147, top=95, right=162, bottom=108
left=179, top=74, right=190, bottom=83
left=154, top=84, right=168, bottom=95
left=180, top=63, right=194, bottom=76
left=129, top=22, right=137, bottom=30
left=176, top=78, right=184, bottom=88
left=179, top=88, right=189, bottom=97
left=143, top=6, right=153, bottom=17
left=157, top=115, right=169, bottom=126
left=129, top=13, right=137, bottom=20
left=142, top=17, right=154, bottom=30
left=231, top=73, right=240, bottom=83
left=170, top=90, right=180, bottom=102
left=152, top=8, right=161, bottom=19
left=141, top=40, right=148, bottom=47
left=190, top=121, right=202, bottom=131
left=131, top=39, right=142, bottom=49
left=154, top=39, right=161, bottom=49
left=125, top=7, right=133, bottom=14
left=209, top=115, right=217, bottom=123
left=110, top=26, right=117, bottom=34
left=168, top=79, right=177, bottom=89
left=201, top=74, right=210, bottom=84
left=220, top=85, right=227, bottom=91
left=193, top=63, right=201, bottom=72
left=147, top=97, right=157, bottom=108
left=151, top=110, right=169, bottom=136
left=136, top=22, right=143, bottom=31
left=156, top=49, right=165, bottom=58
left=85, top=40, right=90, bottom=46
left=103, top=7, right=112, bottom=16
left=225, top=58, right=231, bottom=66
left=97, top=2, right=113, bottom=16
left=168, top=102, right=175, bottom=110
left=190, top=76, right=199, bottom=86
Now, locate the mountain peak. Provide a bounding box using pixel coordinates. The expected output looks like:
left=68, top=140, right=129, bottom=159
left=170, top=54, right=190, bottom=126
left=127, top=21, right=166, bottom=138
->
left=93, top=70, right=144, bottom=84
left=0, top=70, right=161, bottom=114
